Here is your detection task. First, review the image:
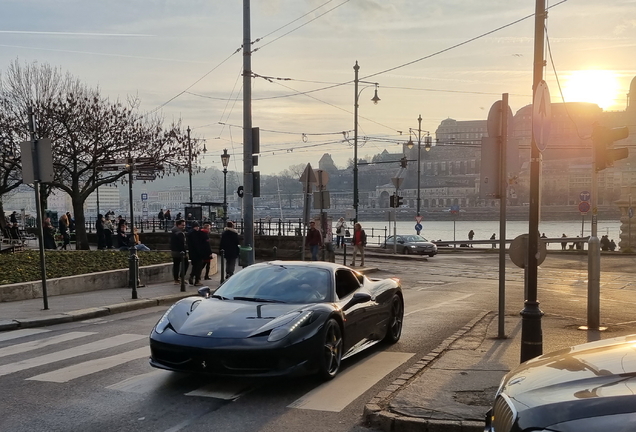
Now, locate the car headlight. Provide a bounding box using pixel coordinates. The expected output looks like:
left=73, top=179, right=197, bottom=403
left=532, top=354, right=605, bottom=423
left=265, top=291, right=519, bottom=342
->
left=154, top=303, right=177, bottom=334
left=267, top=311, right=315, bottom=342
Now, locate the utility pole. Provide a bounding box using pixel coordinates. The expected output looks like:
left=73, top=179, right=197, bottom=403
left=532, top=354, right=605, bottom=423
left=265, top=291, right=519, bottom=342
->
left=243, top=0, right=255, bottom=265
left=520, top=0, right=546, bottom=363
left=187, top=126, right=193, bottom=204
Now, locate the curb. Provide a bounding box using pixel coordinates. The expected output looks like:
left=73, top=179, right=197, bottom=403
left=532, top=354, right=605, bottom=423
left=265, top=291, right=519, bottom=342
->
left=364, top=310, right=494, bottom=432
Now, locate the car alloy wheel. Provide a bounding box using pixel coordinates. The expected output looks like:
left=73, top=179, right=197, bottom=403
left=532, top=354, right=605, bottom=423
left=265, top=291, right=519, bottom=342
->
left=384, top=295, right=404, bottom=343
left=318, top=319, right=342, bottom=380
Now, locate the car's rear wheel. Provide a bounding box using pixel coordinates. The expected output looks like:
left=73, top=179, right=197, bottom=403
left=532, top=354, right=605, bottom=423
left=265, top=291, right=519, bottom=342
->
left=384, top=295, right=404, bottom=343
left=317, top=319, right=342, bottom=380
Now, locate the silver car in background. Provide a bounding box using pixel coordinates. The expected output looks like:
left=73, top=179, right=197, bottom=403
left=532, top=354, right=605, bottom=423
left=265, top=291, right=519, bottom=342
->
left=382, top=235, right=437, bottom=257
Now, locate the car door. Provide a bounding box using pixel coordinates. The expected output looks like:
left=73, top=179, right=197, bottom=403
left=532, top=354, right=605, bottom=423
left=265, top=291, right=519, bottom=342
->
left=335, top=269, right=370, bottom=352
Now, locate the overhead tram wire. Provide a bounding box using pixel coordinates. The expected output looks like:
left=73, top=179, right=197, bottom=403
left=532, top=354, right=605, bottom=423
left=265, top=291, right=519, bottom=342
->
left=359, top=0, right=568, bottom=82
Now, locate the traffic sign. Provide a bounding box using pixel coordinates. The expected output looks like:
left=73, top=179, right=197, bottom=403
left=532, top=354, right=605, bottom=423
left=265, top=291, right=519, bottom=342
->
left=415, top=215, right=422, bottom=223
left=415, top=223, right=423, bottom=232
left=450, top=205, right=460, bottom=214
left=578, top=201, right=591, bottom=214
left=96, top=165, right=122, bottom=172
left=136, top=174, right=156, bottom=181
left=141, top=193, right=148, bottom=201
left=579, top=191, right=591, bottom=202
left=532, top=80, right=552, bottom=152
left=136, top=157, right=155, bottom=163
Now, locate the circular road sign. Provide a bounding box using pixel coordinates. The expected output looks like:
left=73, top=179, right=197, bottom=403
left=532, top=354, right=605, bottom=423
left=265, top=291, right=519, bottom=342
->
left=578, top=201, right=591, bottom=214
left=533, top=80, right=552, bottom=152
left=509, top=234, right=547, bottom=269
left=579, top=191, right=591, bottom=202
left=415, top=223, right=423, bottom=232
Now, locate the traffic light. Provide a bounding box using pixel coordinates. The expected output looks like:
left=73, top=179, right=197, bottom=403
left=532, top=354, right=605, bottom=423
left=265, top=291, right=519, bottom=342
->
left=593, top=124, right=629, bottom=171
left=237, top=186, right=244, bottom=198
left=400, top=156, right=408, bottom=168
left=396, top=195, right=404, bottom=207
left=390, top=194, right=396, bottom=208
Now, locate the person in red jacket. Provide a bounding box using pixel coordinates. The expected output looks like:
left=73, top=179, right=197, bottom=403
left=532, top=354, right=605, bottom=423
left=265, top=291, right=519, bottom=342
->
left=350, top=222, right=367, bottom=267
left=306, top=221, right=323, bottom=261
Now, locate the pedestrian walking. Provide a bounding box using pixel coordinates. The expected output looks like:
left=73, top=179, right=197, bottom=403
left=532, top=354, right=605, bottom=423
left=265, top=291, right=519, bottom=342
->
left=610, top=239, right=617, bottom=251
left=10, top=211, right=18, bottom=225
left=350, top=222, right=367, bottom=267
left=170, top=219, right=189, bottom=284
left=187, top=221, right=212, bottom=286
left=158, top=209, right=165, bottom=229
left=201, top=222, right=214, bottom=280
left=58, top=213, right=70, bottom=250
left=468, top=229, right=474, bottom=247
left=561, top=233, right=567, bottom=250
left=335, top=217, right=347, bottom=249
left=306, top=220, right=323, bottom=261
left=219, top=221, right=240, bottom=278
left=490, top=233, right=496, bottom=249
left=96, top=214, right=106, bottom=250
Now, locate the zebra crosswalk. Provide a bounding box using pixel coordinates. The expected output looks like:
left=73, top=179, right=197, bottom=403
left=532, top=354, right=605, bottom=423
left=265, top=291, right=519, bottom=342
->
left=0, top=328, right=413, bottom=413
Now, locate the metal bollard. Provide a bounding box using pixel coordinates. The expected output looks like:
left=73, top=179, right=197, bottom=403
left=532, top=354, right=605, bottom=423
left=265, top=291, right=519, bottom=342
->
left=180, top=251, right=186, bottom=292
left=220, top=249, right=225, bottom=284
left=343, top=243, right=347, bottom=265
left=129, top=247, right=139, bottom=299
left=273, top=246, right=277, bottom=260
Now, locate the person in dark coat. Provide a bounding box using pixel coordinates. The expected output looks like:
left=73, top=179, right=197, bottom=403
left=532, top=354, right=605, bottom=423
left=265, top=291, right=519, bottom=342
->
left=306, top=220, right=323, bottom=261
left=220, top=221, right=240, bottom=278
left=10, top=211, right=18, bottom=225
left=116, top=220, right=131, bottom=251
left=187, top=221, right=212, bottom=286
left=58, top=213, right=70, bottom=250
left=202, top=222, right=213, bottom=280
left=170, top=219, right=188, bottom=284
left=43, top=217, right=57, bottom=250
left=96, top=214, right=106, bottom=250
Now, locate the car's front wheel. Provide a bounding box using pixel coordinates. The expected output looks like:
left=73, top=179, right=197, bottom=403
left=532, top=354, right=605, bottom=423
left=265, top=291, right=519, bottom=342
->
left=384, top=295, right=404, bottom=344
left=317, top=319, right=343, bottom=380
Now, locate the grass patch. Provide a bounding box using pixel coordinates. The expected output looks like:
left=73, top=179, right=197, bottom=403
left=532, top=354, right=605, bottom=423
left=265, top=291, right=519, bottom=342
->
left=0, top=250, right=172, bottom=285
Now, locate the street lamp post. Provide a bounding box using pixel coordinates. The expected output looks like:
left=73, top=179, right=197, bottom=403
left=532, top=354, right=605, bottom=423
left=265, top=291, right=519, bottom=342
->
left=353, top=61, right=380, bottom=223
left=221, top=149, right=230, bottom=224
left=187, top=126, right=193, bottom=204
left=406, top=115, right=431, bottom=234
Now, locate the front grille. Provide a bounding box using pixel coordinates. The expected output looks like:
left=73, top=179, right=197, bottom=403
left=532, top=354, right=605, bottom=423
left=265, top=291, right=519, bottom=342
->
left=491, top=395, right=515, bottom=432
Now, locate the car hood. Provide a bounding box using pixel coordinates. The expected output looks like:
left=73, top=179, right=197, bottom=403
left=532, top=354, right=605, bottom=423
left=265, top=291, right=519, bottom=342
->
left=501, top=335, right=636, bottom=421
left=169, top=299, right=309, bottom=338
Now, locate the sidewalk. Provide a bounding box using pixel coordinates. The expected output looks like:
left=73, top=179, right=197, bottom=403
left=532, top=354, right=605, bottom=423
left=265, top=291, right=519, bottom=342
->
left=364, top=311, right=632, bottom=432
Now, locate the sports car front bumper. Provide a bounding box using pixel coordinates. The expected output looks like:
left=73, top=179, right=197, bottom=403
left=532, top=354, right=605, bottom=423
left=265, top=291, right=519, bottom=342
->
left=149, top=328, right=322, bottom=377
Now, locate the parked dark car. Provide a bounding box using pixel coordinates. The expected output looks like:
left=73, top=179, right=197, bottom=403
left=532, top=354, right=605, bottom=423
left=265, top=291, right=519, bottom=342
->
left=485, top=334, right=636, bottom=432
left=149, top=261, right=404, bottom=380
left=382, top=234, right=437, bottom=256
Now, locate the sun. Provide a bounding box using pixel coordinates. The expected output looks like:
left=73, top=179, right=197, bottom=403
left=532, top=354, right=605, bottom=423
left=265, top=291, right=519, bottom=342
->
left=561, top=70, right=620, bottom=110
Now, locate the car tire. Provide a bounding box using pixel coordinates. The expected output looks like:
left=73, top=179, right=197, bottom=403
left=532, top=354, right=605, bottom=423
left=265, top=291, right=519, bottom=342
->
left=317, top=319, right=343, bottom=380
left=384, top=295, right=404, bottom=344
left=428, top=253, right=435, bottom=257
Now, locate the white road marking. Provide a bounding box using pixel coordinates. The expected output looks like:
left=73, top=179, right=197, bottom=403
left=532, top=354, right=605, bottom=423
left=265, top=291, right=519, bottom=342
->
left=0, top=331, right=96, bottom=358
left=27, top=346, right=150, bottom=382
left=0, top=334, right=145, bottom=377
left=0, top=328, right=50, bottom=343
left=404, top=293, right=474, bottom=317
left=288, top=351, right=414, bottom=412
left=185, top=380, right=255, bottom=400
left=107, top=370, right=172, bottom=393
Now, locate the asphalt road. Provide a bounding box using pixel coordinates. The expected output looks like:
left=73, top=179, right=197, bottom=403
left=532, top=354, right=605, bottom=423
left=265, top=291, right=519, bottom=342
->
left=1, top=252, right=635, bottom=432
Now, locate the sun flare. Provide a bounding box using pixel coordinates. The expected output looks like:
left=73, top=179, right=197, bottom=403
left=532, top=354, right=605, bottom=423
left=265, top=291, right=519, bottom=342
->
left=562, top=70, right=620, bottom=110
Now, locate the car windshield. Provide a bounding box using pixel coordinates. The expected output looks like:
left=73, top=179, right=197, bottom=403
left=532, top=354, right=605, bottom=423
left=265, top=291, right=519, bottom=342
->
left=403, top=235, right=428, bottom=242
left=215, top=264, right=332, bottom=304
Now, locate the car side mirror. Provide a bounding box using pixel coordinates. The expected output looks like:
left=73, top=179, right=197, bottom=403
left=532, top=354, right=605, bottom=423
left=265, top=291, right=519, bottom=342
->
left=198, top=286, right=211, bottom=298
left=343, top=292, right=371, bottom=310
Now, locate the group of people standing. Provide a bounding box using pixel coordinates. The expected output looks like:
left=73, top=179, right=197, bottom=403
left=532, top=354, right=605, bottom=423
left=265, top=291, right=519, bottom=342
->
left=95, top=214, right=150, bottom=251
left=306, top=217, right=366, bottom=267
left=170, top=219, right=240, bottom=286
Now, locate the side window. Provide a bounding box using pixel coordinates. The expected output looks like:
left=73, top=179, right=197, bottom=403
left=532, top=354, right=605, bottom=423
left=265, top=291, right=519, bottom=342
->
left=335, top=270, right=361, bottom=300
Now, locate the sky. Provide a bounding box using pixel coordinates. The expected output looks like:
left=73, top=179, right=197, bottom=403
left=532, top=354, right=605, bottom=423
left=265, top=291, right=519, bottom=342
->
left=1, top=0, right=636, bottom=176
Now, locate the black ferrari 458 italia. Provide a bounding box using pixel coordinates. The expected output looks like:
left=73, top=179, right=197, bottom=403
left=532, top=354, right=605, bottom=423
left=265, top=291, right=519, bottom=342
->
left=149, top=261, right=403, bottom=380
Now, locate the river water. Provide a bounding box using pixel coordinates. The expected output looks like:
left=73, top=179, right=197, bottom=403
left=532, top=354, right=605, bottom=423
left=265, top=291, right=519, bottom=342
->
left=348, top=219, right=623, bottom=250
